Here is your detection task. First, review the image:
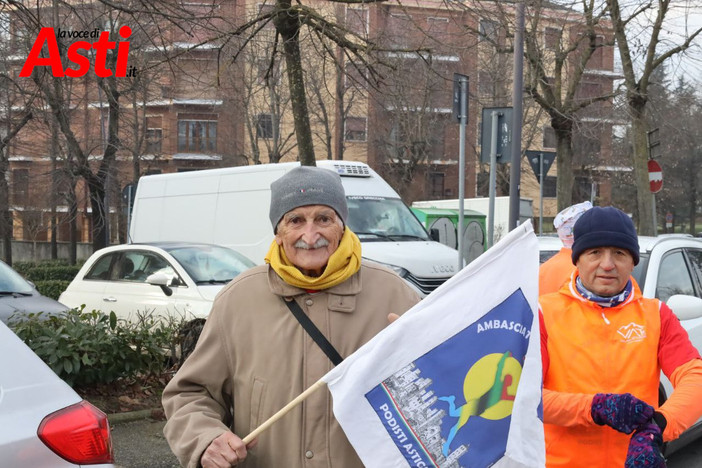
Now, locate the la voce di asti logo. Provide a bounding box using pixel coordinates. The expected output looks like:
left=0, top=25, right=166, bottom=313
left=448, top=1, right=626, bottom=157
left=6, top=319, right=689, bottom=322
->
left=20, top=26, right=136, bottom=78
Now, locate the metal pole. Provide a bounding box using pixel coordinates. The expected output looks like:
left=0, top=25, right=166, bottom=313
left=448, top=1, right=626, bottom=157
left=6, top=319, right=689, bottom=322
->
left=508, top=1, right=525, bottom=231
left=457, top=76, right=468, bottom=270
left=126, top=187, right=132, bottom=243
left=488, top=111, right=499, bottom=248
left=652, top=195, right=657, bottom=236
left=539, top=154, right=544, bottom=235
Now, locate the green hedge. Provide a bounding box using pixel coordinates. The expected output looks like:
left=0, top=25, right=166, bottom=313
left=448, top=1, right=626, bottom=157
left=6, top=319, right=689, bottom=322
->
left=21, top=265, right=82, bottom=281
left=35, top=280, right=72, bottom=300
left=9, top=307, right=187, bottom=387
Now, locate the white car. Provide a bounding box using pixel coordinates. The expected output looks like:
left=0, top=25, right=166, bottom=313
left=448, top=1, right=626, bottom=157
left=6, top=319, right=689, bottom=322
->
left=631, top=235, right=702, bottom=454
left=537, top=235, right=563, bottom=263
left=0, top=319, right=114, bottom=467
left=59, top=242, right=255, bottom=321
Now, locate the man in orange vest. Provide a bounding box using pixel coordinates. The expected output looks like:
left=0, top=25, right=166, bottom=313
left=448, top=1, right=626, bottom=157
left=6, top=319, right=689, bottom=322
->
left=538, top=201, right=591, bottom=294
left=539, top=206, right=702, bottom=467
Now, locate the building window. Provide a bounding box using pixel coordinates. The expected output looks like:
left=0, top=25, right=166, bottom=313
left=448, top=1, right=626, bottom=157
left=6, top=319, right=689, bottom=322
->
left=427, top=17, right=450, bottom=43
left=12, top=169, right=29, bottom=205
left=479, top=19, right=498, bottom=42
left=387, top=13, right=412, bottom=48
left=177, top=117, right=217, bottom=152
left=544, top=27, right=560, bottom=50
left=345, top=61, right=368, bottom=89
left=0, top=13, right=9, bottom=45
left=145, top=129, right=162, bottom=154
left=345, top=117, right=367, bottom=142
left=543, top=126, right=556, bottom=149
left=346, top=7, right=369, bottom=35
left=257, top=114, right=273, bottom=139
left=429, top=172, right=445, bottom=198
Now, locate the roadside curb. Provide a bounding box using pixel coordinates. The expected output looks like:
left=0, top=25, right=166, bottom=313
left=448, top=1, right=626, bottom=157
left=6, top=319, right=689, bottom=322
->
left=108, top=408, right=163, bottom=425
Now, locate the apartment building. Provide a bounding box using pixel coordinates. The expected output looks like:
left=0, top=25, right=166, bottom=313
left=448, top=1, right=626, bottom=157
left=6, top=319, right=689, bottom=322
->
left=0, top=0, right=616, bottom=244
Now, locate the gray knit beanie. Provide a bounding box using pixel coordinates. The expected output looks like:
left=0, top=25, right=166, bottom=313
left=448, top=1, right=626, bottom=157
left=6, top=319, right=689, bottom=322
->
left=269, top=166, right=348, bottom=232
left=571, top=206, right=640, bottom=265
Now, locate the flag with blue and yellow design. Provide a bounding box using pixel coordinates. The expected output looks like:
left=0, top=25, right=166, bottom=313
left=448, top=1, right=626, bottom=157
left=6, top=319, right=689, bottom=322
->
left=322, top=221, right=544, bottom=468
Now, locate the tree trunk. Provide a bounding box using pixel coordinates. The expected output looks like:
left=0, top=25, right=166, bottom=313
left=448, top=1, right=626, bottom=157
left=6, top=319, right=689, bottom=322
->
left=275, top=1, right=316, bottom=166
left=68, top=191, right=78, bottom=265
left=50, top=119, right=59, bottom=259
left=688, top=150, right=697, bottom=235
left=629, top=96, right=654, bottom=235
left=0, top=155, right=12, bottom=265
left=553, top=116, right=574, bottom=211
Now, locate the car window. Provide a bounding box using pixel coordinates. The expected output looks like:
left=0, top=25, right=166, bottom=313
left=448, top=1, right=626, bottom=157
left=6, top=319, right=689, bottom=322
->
left=84, top=253, right=118, bottom=280
left=540, top=250, right=558, bottom=264
left=120, top=251, right=177, bottom=283
left=0, top=261, right=34, bottom=294
left=686, top=249, right=702, bottom=289
left=656, top=250, right=696, bottom=302
left=166, top=245, right=255, bottom=283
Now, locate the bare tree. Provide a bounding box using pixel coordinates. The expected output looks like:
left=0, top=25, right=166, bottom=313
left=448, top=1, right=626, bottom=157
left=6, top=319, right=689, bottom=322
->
left=0, top=77, right=34, bottom=264
left=605, top=0, right=702, bottom=234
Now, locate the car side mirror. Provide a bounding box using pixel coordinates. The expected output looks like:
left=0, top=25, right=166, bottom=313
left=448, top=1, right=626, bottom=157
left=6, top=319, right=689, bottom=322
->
left=430, top=228, right=440, bottom=242
left=666, top=294, right=702, bottom=321
left=146, top=273, right=173, bottom=297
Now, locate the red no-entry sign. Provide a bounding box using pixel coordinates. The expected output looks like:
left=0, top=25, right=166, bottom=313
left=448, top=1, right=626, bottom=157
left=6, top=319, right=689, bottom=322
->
left=648, top=159, right=663, bottom=193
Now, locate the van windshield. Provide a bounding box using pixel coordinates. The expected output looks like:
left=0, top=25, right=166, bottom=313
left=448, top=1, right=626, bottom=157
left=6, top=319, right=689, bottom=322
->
left=346, top=196, right=430, bottom=241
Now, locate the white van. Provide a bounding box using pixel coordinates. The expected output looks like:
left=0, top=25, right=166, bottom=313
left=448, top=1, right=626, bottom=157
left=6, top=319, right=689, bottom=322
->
left=128, top=161, right=458, bottom=296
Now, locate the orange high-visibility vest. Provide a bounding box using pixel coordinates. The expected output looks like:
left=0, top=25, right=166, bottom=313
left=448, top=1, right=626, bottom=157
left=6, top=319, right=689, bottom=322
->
left=540, top=278, right=662, bottom=468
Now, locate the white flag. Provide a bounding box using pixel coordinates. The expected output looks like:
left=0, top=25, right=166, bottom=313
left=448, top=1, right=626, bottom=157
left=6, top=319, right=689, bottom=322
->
left=322, top=221, right=544, bottom=468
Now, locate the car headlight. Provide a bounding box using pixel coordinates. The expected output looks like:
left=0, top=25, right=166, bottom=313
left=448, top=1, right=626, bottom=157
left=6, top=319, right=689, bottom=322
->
left=373, top=261, right=408, bottom=278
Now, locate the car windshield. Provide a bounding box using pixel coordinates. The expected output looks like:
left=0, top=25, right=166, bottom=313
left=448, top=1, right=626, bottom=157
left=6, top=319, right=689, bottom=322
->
left=0, top=261, right=34, bottom=295
left=165, top=245, right=256, bottom=284
left=346, top=196, right=430, bottom=241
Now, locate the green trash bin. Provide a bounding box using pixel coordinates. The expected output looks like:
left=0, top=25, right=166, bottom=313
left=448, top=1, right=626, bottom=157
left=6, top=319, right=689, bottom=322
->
left=411, top=207, right=459, bottom=248
left=411, top=207, right=486, bottom=264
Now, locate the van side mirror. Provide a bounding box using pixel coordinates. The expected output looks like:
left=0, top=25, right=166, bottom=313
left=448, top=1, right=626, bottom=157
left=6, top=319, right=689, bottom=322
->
left=146, top=273, right=173, bottom=297
left=430, top=228, right=440, bottom=242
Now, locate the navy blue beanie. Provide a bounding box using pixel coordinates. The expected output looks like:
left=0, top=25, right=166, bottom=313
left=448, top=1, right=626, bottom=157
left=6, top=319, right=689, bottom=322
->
left=571, top=206, right=639, bottom=265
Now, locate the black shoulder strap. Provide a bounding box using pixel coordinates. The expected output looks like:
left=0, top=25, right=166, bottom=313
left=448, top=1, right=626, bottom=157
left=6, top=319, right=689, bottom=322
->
left=283, top=299, right=343, bottom=366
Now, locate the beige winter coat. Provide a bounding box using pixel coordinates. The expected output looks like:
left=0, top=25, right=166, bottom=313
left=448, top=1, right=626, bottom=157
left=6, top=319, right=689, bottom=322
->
left=162, top=262, right=420, bottom=468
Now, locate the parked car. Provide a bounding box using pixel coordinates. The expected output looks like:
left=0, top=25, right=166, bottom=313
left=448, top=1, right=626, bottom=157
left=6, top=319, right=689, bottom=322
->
left=537, top=235, right=562, bottom=263
left=59, top=242, right=255, bottom=321
left=0, top=319, right=114, bottom=467
left=0, top=259, right=69, bottom=324
left=631, top=235, right=702, bottom=455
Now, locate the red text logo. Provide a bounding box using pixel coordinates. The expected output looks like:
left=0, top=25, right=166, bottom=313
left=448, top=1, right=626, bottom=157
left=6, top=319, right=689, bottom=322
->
left=19, top=26, right=134, bottom=78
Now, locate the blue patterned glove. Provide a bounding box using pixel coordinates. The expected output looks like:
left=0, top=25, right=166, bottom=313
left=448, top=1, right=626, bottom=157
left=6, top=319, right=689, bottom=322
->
left=625, top=421, right=666, bottom=467
left=591, top=393, right=654, bottom=434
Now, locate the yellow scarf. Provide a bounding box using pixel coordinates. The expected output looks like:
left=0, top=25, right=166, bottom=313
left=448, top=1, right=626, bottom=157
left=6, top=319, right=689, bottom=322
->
left=265, top=227, right=362, bottom=290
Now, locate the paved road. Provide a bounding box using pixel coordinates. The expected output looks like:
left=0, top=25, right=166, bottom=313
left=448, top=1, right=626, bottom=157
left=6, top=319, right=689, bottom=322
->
left=111, top=417, right=179, bottom=468
left=111, top=416, right=702, bottom=468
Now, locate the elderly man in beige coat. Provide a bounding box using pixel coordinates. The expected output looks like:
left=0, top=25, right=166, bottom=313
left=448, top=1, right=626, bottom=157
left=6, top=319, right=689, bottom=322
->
left=162, top=166, right=420, bottom=468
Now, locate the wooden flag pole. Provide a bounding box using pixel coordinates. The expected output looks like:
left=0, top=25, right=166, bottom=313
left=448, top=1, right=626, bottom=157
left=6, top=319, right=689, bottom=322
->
left=242, top=378, right=327, bottom=444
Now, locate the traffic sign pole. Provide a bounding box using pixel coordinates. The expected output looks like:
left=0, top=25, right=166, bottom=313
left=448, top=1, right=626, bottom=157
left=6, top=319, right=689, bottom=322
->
left=487, top=111, right=499, bottom=248
left=539, top=154, right=543, bottom=235
left=647, top=159, right=663, bottom=235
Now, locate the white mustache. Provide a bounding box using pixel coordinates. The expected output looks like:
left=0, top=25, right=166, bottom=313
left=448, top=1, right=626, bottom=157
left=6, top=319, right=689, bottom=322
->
left=294, top=238, right=330, bottom=249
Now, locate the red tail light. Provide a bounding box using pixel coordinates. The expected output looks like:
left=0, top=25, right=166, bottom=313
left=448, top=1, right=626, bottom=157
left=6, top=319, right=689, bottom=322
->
left=37, top=400, right=114, bottom=464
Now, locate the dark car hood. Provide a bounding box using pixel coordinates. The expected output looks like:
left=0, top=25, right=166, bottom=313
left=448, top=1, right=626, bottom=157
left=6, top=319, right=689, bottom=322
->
left=0, top=292, right=69, bottom=324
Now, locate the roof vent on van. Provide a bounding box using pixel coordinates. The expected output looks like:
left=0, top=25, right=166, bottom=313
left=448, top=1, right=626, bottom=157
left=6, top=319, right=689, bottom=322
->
left=331, top=163, right=371, bottom=177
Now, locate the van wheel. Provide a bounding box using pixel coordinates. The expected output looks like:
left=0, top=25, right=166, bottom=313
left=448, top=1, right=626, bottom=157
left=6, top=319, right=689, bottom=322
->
left=178, top=318, right=206, bottom=366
